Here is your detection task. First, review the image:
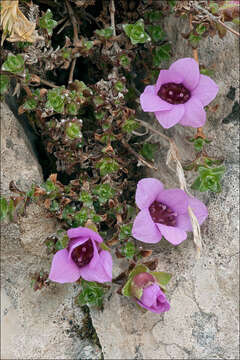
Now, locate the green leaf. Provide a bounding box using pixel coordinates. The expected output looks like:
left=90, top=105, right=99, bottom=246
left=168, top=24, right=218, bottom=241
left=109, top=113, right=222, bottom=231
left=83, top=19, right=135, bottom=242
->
left=55, top=236, right=68, bottom=251
left=66, top=102, right=78, bottom=115
left=153, top=43, right=171, bottom=67
left=189, top=33, right=201, bottom=48
left=147, top=25, right=165, bottom=42
left=66, top=122, right=82, bottom=139
left=119, top=54, right=131, bottom=68
left=194, top=138, right=205, bottom=152
left=147, top=10, right=163, bottom=23
left=99, top=242, right=111, bottom=252
left=123, top=19, right=151, bottom=45
left=46, top=88, right=65, bottom=113
left=96, top=27, right=113, bottom=39
left=114, top=81, right=125, bottom=92
left=121, top=241, right=135, bottom=259
left=62, top=48, right=71, bottom=59
left=122, top=118, right=139, bottom=133
left=8, top=199, right=15, bottom=222
left=95, top=110, right=107, bottom=120
left=150, top=271, right=172, bottom=289
left=93, top=183, right=115, bottom=204
left=119, top=224, right=133, bottom=240
left=191, top=165, right=225, bottom=193
left=73, top=208, right=88, bottom=227
left=39, top=9, right=57, bottom=35
left=62, top=204, right=75, bottom=222
left=122, top=264, right=148, bottom=297
left=96, top=158, right=120, bottom=177
left=42, top=179, right=56, bottom=194
left=2, top=54, right=25, bottom=74
left=23, top=98, right=37, bottom=111
left=191, top=176, right=204, bottom=191
left=200, top=68, right=215, bottom=77
left=140, top=143, right=158, bottom=161
left=49, top=200, right=59, bottom=212
left=93, top=96, right=104, bottom=107
left=77, top=280, right=105, bottom=307
left=0, top=197, right=8, bottom=221
left=209, top=1, right=219, bottom=15
left=196, top=24, right=206, bottom=35
left=0, top=74, right=10, bottom=95
left=79, top=190, right=93, bottom=206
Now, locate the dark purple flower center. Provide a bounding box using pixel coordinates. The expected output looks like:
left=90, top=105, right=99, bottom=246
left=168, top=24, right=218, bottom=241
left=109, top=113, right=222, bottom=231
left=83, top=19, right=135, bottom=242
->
left=71, top=240, right=94, bottom=267
left=149, top=201, right=177, bottom=226
left=158, top=82, right=191, bottom=104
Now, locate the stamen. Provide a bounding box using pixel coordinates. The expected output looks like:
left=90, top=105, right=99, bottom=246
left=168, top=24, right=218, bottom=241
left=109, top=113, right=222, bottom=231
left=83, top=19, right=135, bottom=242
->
left=158, top=82, right=191, bottom=104
left=149, top=201, right=177, bottom=226
left=71, top=240, right=94, bottom=267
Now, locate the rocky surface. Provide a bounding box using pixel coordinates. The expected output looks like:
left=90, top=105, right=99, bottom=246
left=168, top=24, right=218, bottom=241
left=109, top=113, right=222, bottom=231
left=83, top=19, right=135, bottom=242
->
left=1, top=102, right=101, bottom=359
left=90, top=15, right=239, bottom=360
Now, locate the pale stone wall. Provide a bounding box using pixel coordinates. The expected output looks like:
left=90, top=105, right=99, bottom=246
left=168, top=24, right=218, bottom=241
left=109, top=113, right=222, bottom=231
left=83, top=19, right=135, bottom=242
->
left=0, top=102, right=101, bottom=359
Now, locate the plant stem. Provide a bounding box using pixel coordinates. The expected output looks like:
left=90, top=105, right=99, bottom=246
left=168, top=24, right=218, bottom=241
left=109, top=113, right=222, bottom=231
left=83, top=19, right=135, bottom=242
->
left=121, top=138, right=158, bottom=170
left=68, top=58, right=76, bottom=84
left=192, top=2, right=240, bottom=37
left=65, top=0, right=80, bottom=46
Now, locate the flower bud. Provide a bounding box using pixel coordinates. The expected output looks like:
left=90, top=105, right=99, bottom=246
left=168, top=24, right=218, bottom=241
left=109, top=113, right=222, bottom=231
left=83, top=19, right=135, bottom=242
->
left=131, top=272, right=155, bottom=299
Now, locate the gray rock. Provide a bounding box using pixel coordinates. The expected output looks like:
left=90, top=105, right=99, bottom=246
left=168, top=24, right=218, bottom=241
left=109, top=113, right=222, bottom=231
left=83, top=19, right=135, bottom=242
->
left=0, top=102, right=101, bottom=359
left=90, top=15, right=239, bottom=359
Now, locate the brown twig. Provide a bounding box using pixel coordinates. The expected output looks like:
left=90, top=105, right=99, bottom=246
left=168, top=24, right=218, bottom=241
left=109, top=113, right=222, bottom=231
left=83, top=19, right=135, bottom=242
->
left=109, top=0, right=121, bottom=55
left=81, top=9, right=101, bottom=29
left=0, top=70, right=58, bottom=88
left=68, top=58, right=76, bottom=84
left=189, top=14, right=199, bottom=63
left=23, top=85, right=32, bottom=97
left=189, top=14, right=206, bottom=137
left=121, top=138, right=158, bottom=170
left=192, top=2, right=240, bottom=37
left=65, top=0, right=80, bottom=46
left=57, top=19, right=71, bottom=35
left=135, top=118, right=172, bottom=143
left=110, top=0, right=116, bottom=36
left=39, top=78, right=58, bottom=88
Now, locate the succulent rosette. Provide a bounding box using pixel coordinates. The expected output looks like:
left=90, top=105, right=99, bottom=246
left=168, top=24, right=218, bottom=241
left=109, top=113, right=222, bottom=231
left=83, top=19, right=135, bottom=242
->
left=49, top=227, right=112, bottom=284
left=132, top=178, right=208, bottom=245
left=122, top=264, right=171, bottom=314
left=140, top=57, right=218, bottom=128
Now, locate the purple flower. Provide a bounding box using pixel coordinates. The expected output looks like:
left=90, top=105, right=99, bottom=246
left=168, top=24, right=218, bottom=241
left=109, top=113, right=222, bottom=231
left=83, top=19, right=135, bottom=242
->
left=140, top=58, right=218, bottom=128
left=132, top=178, right=208, bottom=245
left=132, top=273, right=170, bottom=313
left=49, top=227, right=112, bottom=284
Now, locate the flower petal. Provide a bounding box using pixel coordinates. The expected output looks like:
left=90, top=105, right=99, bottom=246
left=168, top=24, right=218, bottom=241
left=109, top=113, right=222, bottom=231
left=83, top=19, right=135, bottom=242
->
left=68, top=237, right=89, bottom=260
left=79, top=250, right=112, bottom=283
left=140, top=85, right=172, bottom=112
left=177, top=196, right=208, bottom=231
left=191, top=74, right=218, bottom=106
left=67, top=226, right=103, bottom=243
left=49, top=249, right=81, bottom=284
left=156, top=224, right=187, bottom=245
left=156, top=69, right=183, bottom=92
left=140, top=284, right=159, bottom=307
left=137, top=284, right=170, bottom=313
left=156, top=189, right=188, bottom=214
left=132, top=208, right=162, bottom=243
left=155, top=104, right=185, bottom=129
left=170, top=58, right=200, bottom=90
left=136, top=178, right=164, bottom=209
left=178, top=97, right=206, bottom=128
